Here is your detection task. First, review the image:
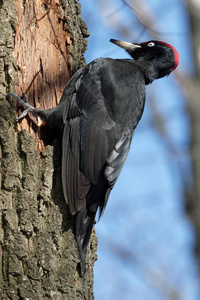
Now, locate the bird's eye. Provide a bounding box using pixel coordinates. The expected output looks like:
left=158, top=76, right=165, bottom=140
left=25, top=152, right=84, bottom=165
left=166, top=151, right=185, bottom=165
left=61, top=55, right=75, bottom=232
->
left=147, top=42, right=155, bottom=47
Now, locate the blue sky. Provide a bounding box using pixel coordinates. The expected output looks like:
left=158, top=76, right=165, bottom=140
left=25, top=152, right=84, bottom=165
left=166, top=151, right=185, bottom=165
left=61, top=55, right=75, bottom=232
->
left=79, top=1, right=200, bottom=299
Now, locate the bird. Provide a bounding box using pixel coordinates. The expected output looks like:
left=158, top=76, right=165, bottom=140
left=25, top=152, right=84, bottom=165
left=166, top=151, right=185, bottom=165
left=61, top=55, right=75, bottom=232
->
left=8, top=39, right=179, bottom=276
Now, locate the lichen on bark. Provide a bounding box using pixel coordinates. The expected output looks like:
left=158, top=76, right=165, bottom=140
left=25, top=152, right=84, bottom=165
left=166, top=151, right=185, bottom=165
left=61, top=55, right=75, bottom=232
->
left=0, top=0, right=97, bottom=299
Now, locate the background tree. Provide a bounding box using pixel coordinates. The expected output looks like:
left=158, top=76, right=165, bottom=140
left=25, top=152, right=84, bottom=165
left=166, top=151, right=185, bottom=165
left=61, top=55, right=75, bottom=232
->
left=0, top=0, right=97, bottom=299
left=185, top=0, right=200, bottom=263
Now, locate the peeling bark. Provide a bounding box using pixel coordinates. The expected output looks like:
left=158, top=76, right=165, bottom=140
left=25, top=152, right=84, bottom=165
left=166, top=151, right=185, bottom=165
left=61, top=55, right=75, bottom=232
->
left=0, top=0, right=97, bottom=299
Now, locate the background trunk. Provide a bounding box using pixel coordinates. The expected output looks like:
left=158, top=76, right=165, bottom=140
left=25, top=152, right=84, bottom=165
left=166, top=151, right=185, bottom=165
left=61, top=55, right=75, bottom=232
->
left=0, top=0, right=97, bottom=299
left=184, top=0, right=200, bottom=264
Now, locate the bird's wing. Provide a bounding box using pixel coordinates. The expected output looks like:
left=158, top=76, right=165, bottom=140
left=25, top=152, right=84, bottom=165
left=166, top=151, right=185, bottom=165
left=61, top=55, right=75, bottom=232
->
left=62, top=116, right=91, bottom=214
left=62, top=58, right=145, bottom=214
left=105, top=131, right=134, bottom=188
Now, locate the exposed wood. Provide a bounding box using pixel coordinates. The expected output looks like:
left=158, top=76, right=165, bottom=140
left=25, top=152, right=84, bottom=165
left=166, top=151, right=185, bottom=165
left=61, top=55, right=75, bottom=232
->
left=14, top=0, right=72, bottom=150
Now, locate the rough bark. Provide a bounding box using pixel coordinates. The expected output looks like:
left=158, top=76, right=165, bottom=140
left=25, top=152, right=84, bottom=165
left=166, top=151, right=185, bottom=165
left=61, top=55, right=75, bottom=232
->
left=0, top=0, right=97, bottom=299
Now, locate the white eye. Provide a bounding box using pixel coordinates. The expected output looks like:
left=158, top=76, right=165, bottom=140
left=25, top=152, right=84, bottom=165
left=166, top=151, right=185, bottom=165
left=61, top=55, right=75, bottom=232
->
left=147, top=42, right=155, bottom=47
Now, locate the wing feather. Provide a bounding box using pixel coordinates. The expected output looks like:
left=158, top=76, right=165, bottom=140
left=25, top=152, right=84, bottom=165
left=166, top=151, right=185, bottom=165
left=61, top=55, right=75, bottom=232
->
left=80, top=116, right=117, bottom=185
left=62, top=118, right=90, bottom=215
left=105, top=132, right=133, bottom=188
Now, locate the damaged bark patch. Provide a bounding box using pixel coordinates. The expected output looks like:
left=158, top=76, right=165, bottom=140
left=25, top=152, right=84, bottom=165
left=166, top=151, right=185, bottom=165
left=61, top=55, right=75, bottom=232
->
left=13, top=0, right=72, bottom=150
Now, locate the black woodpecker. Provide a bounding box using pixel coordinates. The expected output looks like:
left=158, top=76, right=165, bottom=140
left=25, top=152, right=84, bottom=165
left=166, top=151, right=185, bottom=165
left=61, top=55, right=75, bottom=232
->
left=8, top=39, right=179, bottom=276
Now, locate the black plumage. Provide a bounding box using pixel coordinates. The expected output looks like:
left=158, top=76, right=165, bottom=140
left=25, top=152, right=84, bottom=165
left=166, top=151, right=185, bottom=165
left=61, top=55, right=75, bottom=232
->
left=8, top=39, right=179, bottom=276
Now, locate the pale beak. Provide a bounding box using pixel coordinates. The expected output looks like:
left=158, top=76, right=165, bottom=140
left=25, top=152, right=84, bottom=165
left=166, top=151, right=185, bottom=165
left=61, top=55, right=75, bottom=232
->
left=110, top=39, right=141, bottom=51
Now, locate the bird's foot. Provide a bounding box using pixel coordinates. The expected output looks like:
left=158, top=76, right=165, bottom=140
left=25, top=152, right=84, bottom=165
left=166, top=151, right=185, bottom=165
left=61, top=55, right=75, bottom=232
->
left=8, top=93, right=42, bottom=124
left=8, top=93, right=36, bottom=121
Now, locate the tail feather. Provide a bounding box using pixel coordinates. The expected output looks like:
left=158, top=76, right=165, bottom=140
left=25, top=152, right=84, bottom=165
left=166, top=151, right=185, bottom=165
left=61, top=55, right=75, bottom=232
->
left=76, top=204, right=96, bottom=276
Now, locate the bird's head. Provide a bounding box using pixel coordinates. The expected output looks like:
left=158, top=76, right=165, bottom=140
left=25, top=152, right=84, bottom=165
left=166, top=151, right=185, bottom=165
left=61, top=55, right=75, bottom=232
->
left=110, top=39, right=179, bottom=83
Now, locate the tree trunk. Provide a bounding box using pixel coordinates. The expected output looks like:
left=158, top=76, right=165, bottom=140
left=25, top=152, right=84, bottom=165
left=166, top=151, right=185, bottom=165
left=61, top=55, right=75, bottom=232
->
left=0, top=0, right=97, bottom=299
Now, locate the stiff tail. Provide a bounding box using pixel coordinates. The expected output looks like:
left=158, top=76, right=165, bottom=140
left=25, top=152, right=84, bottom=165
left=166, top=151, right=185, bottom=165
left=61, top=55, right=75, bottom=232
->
left=76, top=204, right=96, bottom=276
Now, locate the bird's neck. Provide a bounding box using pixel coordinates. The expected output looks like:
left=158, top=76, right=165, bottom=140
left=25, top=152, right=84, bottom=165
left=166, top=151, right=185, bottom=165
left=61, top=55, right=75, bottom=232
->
left=133, top=60, right=158, bottom=85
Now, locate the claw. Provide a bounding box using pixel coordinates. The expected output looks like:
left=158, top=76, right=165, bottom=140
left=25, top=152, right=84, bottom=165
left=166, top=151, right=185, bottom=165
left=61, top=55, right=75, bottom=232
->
left=22, top=93, right=29, bottom=103
left=8, top=92, right=46, bottom=127
left=16, top=108, right=30, bottom=121
left=8, top=93, right=35, bottom=121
